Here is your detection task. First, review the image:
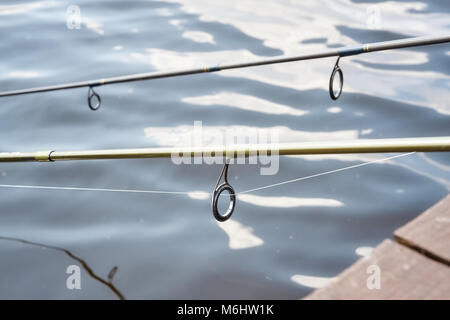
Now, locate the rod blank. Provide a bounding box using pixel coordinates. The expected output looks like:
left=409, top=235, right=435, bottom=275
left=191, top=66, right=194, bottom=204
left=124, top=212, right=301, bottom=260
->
left=0, top=34, right=449, bottom=97
left=1, top=136, right=449, bottom=163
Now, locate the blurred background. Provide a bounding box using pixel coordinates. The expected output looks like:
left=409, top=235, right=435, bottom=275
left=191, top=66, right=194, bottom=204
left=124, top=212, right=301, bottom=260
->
left=0, top=0, right=449, bottom=299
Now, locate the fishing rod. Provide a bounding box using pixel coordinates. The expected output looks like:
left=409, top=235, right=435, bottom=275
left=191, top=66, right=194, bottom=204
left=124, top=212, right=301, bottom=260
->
left=1, top=35, right=449, bottom=110
left=1, top=136, right=449, bottom=221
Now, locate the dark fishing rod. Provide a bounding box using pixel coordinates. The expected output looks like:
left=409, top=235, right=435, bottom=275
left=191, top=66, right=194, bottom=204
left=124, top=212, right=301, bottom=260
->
left=1, top=34, right=449, bottom=109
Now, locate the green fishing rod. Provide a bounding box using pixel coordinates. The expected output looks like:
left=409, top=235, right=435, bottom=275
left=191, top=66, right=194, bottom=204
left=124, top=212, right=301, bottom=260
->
left=1, top=34, right=449, bottom=109
left=1, top=136, right=450, bottom=221
left=1, top=136, right=449, bottom=162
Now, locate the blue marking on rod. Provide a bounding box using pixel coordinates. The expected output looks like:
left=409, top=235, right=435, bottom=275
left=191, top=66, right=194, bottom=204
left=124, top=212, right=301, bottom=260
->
left=338, top=46, right=365, bottom=57
left=208, top=66, right=221, bottom=72
left=88, top=81, right=102, bottom=87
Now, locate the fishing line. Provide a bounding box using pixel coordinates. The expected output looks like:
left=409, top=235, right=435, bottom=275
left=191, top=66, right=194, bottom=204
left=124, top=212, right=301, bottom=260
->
left=0, top=184, right=192, bottom=195
left=236, top=152, right=416, bottom=194
left=0, top=152, right=415, bottom=198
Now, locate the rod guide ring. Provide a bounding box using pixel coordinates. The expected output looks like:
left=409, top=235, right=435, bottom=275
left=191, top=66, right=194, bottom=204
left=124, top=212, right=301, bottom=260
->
left=329, top=57, right=344, bottom=100
left=212, top=161, right=236, bottom=222
left=87, top=86, right=101, bottom=111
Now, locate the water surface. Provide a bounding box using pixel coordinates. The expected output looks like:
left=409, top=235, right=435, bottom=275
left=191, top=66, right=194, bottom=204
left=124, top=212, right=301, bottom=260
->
left=0, top=0, right=449, bottom=299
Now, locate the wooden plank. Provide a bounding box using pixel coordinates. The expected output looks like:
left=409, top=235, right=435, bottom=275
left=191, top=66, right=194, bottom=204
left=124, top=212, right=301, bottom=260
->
left=305, top=239, right=450, bottom=299
left=394, top=194, right=450, bottom=265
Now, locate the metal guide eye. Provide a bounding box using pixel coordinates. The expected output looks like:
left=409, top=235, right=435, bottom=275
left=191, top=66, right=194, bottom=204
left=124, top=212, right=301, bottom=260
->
left=329, top=57, right=344, bottom=100
left=212, top=161, right=236, bottom=222
left=87, top=86, right=101, bottom=111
